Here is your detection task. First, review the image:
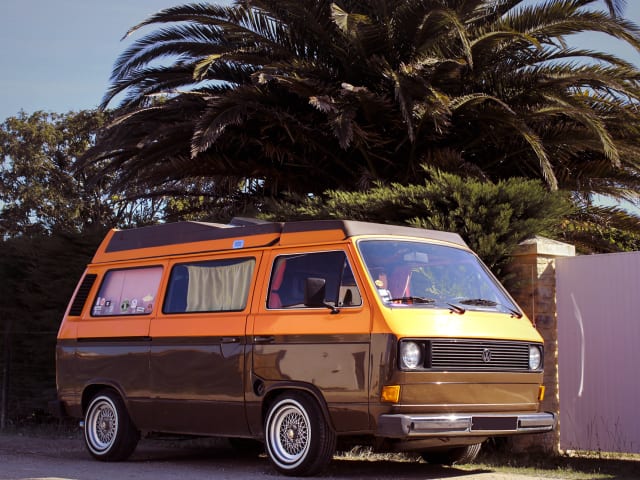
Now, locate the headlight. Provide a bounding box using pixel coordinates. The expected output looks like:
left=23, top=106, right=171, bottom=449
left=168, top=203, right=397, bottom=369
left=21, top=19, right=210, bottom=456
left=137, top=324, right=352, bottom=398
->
left=529, top=345, right=542, bottom=370
left=400, top=341, right=422, bottom=370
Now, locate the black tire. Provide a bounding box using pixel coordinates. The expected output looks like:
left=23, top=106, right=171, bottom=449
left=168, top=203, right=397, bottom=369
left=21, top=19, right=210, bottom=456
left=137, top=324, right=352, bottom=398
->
left=421, top=443, right=482, bottom=465
left=264, top=391, right=336, bottom=476
left=83, top=389, right=140, bottom=461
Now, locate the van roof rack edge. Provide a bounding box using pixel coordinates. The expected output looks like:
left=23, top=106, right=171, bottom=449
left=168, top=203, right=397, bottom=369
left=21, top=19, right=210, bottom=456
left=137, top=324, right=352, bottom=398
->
left=102, top=219, right=467, bottom=255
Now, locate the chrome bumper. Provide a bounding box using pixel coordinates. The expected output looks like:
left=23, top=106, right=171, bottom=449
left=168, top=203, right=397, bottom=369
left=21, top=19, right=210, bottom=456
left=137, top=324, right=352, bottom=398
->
left=377, top=412, right=556, bottom=439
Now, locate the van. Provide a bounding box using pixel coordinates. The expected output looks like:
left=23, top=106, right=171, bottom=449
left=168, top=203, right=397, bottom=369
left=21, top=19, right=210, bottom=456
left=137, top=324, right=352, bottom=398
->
left=54, top=219, right=555, bottom=476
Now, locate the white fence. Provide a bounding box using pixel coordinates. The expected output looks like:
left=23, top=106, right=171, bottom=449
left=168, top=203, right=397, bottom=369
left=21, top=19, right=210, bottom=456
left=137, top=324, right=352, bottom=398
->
left=556, top=252, right=640, bottom=453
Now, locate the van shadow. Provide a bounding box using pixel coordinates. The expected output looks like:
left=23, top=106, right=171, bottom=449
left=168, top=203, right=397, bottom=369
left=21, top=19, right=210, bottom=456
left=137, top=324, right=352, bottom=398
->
left=130, top=438, right=491, bottom=479
left=324, top=457, right=491, bottom=479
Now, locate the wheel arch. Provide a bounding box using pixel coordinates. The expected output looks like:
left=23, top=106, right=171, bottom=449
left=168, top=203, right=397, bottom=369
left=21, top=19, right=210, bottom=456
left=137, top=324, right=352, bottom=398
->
left=260, top=382, right=335, bottom=434
left=81, top=382, right=126, bottom=415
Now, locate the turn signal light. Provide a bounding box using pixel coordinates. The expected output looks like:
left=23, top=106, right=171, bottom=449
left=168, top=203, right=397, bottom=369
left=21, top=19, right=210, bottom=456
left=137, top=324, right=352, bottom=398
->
left=538, top=385, right=546, bottom=402
left=381, top=385, right=400, bottom=403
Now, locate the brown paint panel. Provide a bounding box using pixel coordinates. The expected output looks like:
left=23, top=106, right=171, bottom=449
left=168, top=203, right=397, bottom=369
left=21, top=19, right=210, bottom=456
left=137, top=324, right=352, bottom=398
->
left=253, top=343, right=369, bottom=395
left=251, top=250, right=374, bottom=435
left=148, top=305, right=250, bottom=435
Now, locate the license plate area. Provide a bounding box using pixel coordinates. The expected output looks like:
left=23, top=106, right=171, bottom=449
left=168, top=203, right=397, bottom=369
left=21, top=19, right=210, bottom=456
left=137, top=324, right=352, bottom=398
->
left=471, top=416, right=517, bottom=431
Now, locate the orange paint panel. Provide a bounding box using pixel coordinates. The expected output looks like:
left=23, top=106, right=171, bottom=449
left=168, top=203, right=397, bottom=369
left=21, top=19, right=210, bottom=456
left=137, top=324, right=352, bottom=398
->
left=56, top=320, right=78, bottom=339
left=382, top=308, right=542, bottom=342
left=151, top=314, right=248, bottom=337
left=279, top=229, right=346, bottom=246
left=253, top=310, right=370, bottom=336
left=76, top=317, right=150, bottom=338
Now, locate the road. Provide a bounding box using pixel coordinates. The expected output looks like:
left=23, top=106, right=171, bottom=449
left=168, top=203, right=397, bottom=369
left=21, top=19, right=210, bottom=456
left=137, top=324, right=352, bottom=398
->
left=0, top=432, right=552, bottom=480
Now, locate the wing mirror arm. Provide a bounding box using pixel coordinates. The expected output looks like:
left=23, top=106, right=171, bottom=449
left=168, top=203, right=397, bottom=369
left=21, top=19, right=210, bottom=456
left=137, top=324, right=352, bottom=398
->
left=304, top=277, right=340, bottom=314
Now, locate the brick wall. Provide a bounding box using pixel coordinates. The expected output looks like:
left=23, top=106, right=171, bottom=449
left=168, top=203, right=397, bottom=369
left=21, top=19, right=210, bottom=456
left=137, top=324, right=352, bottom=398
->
left=506, top=236, right=575, bottom=453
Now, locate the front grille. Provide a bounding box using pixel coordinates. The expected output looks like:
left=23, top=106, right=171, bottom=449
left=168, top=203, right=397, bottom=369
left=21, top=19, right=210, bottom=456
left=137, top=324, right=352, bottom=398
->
left=428, top=339, right=533, bottom=372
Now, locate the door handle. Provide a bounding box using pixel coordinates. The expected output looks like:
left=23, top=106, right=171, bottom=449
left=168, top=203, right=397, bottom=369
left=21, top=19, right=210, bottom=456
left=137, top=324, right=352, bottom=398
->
left=220, top=336, right=240, bottom=344
left=253, top=335, right=275, bottom=344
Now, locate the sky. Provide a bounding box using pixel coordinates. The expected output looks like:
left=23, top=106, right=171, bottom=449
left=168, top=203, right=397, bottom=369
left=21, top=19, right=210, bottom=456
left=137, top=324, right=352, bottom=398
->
left=1, top=0, right=640, bottom=121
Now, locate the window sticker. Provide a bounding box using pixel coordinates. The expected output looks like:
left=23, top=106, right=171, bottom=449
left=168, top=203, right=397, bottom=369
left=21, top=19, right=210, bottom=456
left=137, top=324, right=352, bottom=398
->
left=92, top=266, right=162, bottom=316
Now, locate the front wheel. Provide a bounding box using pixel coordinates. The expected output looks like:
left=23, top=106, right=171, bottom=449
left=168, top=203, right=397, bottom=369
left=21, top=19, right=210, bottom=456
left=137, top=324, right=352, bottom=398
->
left=421, top=443, right=482, bottom=465
left=264, top=391, right=336, bottom=476
left=84, top=389, right=139, bottom=461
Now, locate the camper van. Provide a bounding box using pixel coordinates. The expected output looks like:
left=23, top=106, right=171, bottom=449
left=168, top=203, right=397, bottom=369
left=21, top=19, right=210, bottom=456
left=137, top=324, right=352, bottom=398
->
left=54, top=219, right=555, bottom=476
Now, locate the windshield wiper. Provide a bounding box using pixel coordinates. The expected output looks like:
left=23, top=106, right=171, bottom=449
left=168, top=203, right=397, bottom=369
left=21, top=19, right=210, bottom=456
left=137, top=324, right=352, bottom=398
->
left=446, top=303, right=466, bottom=315
left=388, top=296, right=436, bottom=304
left=456, top=298, right=523, bottom=318
left=458, top=298, right=498, bottom=307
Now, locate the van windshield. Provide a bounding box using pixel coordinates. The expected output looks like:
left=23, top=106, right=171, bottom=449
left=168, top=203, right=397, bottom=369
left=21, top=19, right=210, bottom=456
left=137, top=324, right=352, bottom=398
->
left=357, top=239, right=520, bottom=315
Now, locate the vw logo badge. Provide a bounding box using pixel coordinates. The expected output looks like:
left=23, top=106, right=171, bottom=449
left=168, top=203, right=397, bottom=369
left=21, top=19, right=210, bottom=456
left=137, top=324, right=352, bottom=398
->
left=482, top=348, right=492, bottom=363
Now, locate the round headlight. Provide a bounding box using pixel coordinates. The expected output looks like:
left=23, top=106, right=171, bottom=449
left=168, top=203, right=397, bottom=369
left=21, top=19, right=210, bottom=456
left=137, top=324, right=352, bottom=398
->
left=529, top=345, right=542, bottom=370
left=400, top=341, right=422, bottom=370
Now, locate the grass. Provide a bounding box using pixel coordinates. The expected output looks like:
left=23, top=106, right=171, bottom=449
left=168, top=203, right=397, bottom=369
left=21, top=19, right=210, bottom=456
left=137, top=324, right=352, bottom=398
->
left=336, top=442, right=640, bottom=480
left=461, top=441, right=640, bottom=479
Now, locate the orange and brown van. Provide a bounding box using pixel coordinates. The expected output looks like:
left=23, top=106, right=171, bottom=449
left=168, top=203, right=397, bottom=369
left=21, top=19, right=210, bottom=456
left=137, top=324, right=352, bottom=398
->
left=54, top=219, right=555, bottom=476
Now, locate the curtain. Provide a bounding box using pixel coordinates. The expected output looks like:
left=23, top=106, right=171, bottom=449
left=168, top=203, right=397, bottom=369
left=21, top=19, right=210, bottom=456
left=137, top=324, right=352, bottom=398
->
left=185, top=259, right=254, bottom=312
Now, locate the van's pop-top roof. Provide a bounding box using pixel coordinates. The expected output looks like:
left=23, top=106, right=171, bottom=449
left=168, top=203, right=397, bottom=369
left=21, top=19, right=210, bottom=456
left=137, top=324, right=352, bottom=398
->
left=92, top=218, right=467, bottom=263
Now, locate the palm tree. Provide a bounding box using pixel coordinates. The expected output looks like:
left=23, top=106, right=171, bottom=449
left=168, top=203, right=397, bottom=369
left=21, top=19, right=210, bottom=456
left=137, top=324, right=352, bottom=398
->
left=84, top=0, right=640, bottom=206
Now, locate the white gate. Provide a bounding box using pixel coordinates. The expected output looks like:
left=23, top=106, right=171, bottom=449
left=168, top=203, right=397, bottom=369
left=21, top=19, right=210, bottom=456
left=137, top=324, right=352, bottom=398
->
left=556, top=252, right=640, bottom=453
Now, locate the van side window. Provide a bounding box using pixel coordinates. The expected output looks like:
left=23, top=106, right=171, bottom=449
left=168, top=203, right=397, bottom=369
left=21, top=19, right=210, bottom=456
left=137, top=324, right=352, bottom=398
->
left=163, top=257, right=256, bottom=313
left=268, top=251, right=362, bottom=309
left=92, top=266, right=163, bottom=316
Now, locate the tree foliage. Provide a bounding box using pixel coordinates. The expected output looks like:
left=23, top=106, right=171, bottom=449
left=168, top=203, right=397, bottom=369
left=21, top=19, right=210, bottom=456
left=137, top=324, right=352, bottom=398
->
left=0, top=110, right=164, bottom=238
left=561, top=203, right=640, bottom=253
left=0, top=230, right=103, bottom=419
left=263, top=168, right=573, bottom=277
left=83, top=0, right=640, bottom=207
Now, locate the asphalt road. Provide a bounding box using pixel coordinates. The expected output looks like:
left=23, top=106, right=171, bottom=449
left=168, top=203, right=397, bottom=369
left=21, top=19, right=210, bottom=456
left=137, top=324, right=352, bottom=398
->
left=0, top=432, right=552, bottom=480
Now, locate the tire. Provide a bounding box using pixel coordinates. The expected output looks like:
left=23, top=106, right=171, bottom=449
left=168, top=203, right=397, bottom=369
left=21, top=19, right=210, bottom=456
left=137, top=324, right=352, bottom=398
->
left=264, top=391, right=336, bottom=476
left=421, top=443, right=482, bottom=465
left=83, top=389, right=140, bottom=461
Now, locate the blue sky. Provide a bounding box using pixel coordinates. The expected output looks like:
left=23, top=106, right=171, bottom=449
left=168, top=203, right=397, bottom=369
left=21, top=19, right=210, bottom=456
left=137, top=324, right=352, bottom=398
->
left=1, top=0, right=639, bottom=120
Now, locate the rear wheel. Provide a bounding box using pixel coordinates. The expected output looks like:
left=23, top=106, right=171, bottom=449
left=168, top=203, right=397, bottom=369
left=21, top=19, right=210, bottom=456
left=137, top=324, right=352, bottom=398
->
left=421, top=443, right=482, bottom=465
left=264, top=391, right=336, bottom=476
left=84, top=389, right=139, bottom=461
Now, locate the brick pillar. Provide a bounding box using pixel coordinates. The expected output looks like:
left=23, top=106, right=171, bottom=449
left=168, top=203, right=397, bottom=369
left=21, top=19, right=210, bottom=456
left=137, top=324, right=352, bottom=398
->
left=506, top=236, right=575, bottom=453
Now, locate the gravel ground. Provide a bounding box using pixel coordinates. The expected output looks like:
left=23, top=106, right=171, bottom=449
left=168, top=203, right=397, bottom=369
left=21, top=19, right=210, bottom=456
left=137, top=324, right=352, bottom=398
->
left=0, top=431, right=558, bottom=480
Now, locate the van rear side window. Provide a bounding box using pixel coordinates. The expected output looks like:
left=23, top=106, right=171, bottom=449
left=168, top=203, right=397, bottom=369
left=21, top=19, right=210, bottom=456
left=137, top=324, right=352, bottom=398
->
left=163, top=257, right=256, bottom=313
left=92, top=266, right=163, bottom=316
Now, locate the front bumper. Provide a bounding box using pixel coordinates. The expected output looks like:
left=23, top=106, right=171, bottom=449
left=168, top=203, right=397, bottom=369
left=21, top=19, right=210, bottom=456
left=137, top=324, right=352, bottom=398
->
left=377, top=412, right=556, bottom=439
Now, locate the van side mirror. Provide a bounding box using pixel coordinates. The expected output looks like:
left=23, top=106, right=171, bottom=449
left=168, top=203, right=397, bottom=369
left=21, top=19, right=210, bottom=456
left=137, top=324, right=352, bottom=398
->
left=304, top=277, right=326, bottom=306
left=304, top=277, right=339, bottom=314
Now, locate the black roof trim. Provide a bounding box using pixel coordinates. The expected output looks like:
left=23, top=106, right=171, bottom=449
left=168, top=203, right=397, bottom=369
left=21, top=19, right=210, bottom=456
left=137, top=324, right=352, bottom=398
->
left=105, top=221, right=282, bottom=253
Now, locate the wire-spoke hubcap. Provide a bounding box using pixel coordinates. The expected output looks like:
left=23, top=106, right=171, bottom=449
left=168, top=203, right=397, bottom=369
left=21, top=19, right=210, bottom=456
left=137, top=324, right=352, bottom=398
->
left=279, top=411, right=308, bottom=455
left=96, top=406, right=116, bottom=445
left=87, top=398, right=118, bottom=452
left=268, top=400, right=311, bottom=468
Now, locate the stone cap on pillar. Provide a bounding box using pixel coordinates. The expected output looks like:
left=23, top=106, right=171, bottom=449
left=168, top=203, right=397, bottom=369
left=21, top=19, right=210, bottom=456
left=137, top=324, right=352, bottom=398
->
left=511, top=236, right=576, bottom=258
